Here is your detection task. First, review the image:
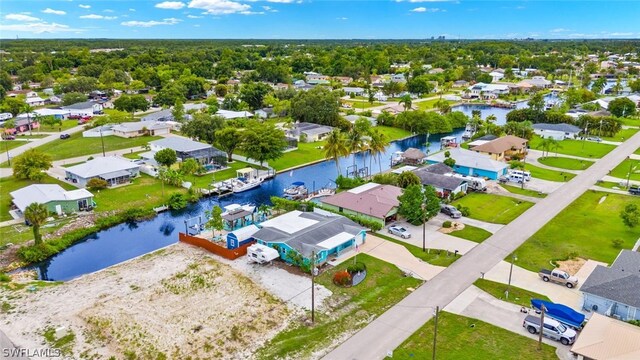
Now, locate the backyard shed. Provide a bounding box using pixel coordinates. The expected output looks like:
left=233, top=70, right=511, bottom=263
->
left=227, top=224, right=260, bottom=250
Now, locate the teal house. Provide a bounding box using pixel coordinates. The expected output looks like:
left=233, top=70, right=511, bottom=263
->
left=10, top=184, right=95, bottom=216
left=252, top=210, right=366, bottom=266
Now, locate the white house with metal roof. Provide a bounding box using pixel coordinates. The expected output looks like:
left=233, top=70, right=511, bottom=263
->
left=111, top=121, right=171, bottom=138
left=533, top=123, right=582, bottom=140
left=147, top=137, right=226, bottom=166
left=10, top=184, right=94, bottom=216
left=64, top=156, right=140, bottom=188
left=425, top=147, right=508, bottom=180
left=61, top=101, right=104, bottom=117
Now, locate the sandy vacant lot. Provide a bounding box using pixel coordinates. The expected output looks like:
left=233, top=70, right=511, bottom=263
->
left=1, top=244, right=297, bottom=360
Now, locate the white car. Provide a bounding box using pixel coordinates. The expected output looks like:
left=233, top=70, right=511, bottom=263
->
left=388, top=226, right=411, bottom=239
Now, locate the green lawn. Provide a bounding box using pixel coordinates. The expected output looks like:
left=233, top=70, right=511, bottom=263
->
left=375, top=125, right=412, bottom=141
left=619, top=117, right=640, bottom=127
left=0, top=140, right=29, bottom=152
left=38, top=119, right=78, bottom=132
left=537, top=156, right=593, bottom=170
left=593, top=180, right=624, bottom=189
left=394, top=311, right=557, bottom=360
left=122, top=150, right=146, bottom=160
left=602, top=128, right=638, bottom=142
left=499, top=184, right=547, bottom=198
left=1, top=218, right=74, bottom=248
left=452, top=193, right=534, bottom=225
left=514, top=191, right=640, bottom=272
left=375, top=233, right=460, bottom=267
left=529, top=136, right=616, bottom=159
left=610, top=158, right=640, bottom=182
left=0, top=175, right=76, bottom=222
left=448, top=225, right=493, bottom=243
left=34, top=132, right=162, bottom=160
left=636, top=147, right=640, bottom=155
left=524, top=163, right=575, bottom=182
left=343, top=100, right=384, bottom=109
left=256, top=255, right=422, bottom=359
left=269, top=141, right=326, bottom=172
left=416, top=98, right=456, bottom=111
left=474, top=278, right=551, bottom=308
left=92, top=173, right=181, bottom=212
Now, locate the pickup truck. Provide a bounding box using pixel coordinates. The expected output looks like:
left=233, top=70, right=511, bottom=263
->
left=531, top=299, right=585, bottom=330
left=629, top=185, right=640, bottom=196
left=538, top=269, right=578, bottom=288
left=522, top=315, right=577, bottom=345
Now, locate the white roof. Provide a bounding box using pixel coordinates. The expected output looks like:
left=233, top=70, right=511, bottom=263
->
left=259, top=210, right=319, bottom=234
left=229, top=224, right=260, bottom=242
left=391, top=165, right=418, bottom=174
left=427, top=147, right=508, bottom=172
left=65, top=156, right=140, bottom=179
left=347, top=182, right=381, bottom=194
left=316, top=232, right=355, bottom=249
left=25, top=96, right=45, bottom=103
left=215, top=109, right=253, bottom=119
left=112, top=121, right=170, bottom=133
left=34, top=108, right=70, bottom=116
left=10, top=184, right=93, bottom=212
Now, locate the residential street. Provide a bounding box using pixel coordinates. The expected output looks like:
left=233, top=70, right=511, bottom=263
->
left=322, top=129, right=640, bottom=360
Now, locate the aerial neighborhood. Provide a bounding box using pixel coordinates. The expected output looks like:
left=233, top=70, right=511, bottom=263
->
left=0, top=34, right=640, bottom=360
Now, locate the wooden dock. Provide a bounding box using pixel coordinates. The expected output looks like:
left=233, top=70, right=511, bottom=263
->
left=153, top=205, right=169, bottom=213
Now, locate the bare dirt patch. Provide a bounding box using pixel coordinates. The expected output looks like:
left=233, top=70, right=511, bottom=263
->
left=0, top=244, right=295, bottom=359
left=556, top=257, right=586, bottom=275
left=439, top=221, right=465, bottom=234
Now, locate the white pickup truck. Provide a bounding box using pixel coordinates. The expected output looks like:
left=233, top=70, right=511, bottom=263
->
left=522, top=315, right=577, bottom=345
left=538, top=268, right=578, bottom=288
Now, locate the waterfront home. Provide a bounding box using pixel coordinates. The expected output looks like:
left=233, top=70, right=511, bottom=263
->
left=65, top=156, right=140, bottom=188
left=517, top=76, right=552, bottom=89
left=581, top=250, right=640, bottom=321
left=62, top=101, right=104, bottom=117
left=253, top=210, right=366, bottom=266
left=570, top=313, right=640, bottom=360
left=413, top=164, right=468, bottom=198
left=10, top=184, right=94, bottom=216
left=320, top=183, right=402, bottom=227
left=343, top=115, right=377, bottom=126
left=215, top=109, right=254, bottom=119
left=533, top=123, right=581, bottom=140
left=426, top=147, right=508, bottom=180
left=465, top=83, right=510, bottom=99
left=111, top=121, right=171, bottom=138
left=287, top=122, right=334, bottom=142
left=471, top=135, right=528, bottom=161
left=147, top=137, right=227, bottom=166
left=342, top=87, right=366, bottom=97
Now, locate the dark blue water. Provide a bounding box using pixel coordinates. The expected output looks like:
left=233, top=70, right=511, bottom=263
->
left=32, top=132, right=463, bottom=281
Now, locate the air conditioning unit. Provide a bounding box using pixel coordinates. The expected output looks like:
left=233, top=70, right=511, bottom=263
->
left=612, top=314, right=622, bottom=320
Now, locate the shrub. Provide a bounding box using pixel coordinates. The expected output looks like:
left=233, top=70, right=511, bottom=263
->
left=333, top=270, right=352, bottom=286
left=86, top=178, right=109, bottom=190
left=270, top=196, right=314, bottom=212
left=611, top=238, right=624, bottom=248
left=372, top=173, right=398, bottom=186
left=0, top=273, right=10, bottom=282
left=452, top=191, right=466, bottom=200
left=442, top=220, right=452, bottom=228
left=87, top=156, right=94, bottom=161
left=456, top=204, right=471, bottom=217
left=168, top=193, right=187, bottom=210
left=347, top=262, right=366, bottom=274
left=335, top=175, right=365, bottom=189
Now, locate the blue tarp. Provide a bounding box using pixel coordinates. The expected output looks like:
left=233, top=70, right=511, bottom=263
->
left=291, top=181, right=305, bottom=186
left=531, top=299, right=585, bottom=328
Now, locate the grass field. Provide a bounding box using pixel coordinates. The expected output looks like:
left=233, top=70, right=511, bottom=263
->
left=256, top=255, right=422, bottom=359
left=38, top=119, right=78, bottom=132
left=452, top=193, right=534, bottom=225
left=122, top=150, right=147, bottom=159
left=0, top=175, right=76, bottom=222
left=448, top=224, right=493, bottom=243
left=394, top=311, right=557, bottom=360
left=593, top=181, right=624, bottom=189
left=375, top=233, right=460, bottom=266
left=537, top=156, right=593, bottom=170
left=619, top=117, right=640, bottom=127
left=416, top=98, right=456, bottom=111
left=343, top=101, right=384, bottom=109
left=602, top=128, right=639, bottom=142
left=610, top=158, right=640, bottom=182
left=0, top=218, right=75, bottom=248
left=636, top=147, right=640, bottom=155
left=514, top=191, right=640, bottom=272
left=92, top=173, right=179, bottom=212
left=269, top=141, right=326, bottom=171
left=529, top=136, right=616, bottom=159
left=499, top=184, right=547, bottom=198
left=1, top=140, right=29, bottom=152
left=524, top=163, right=575, bottom=182
left=375, top=125, right=413, bottom=140
left=34, top=132, right=162, bottom=160
left=474, top=278, right=551, bottom=308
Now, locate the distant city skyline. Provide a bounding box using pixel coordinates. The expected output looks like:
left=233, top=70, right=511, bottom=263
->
left=0, top=0, right=638, bottom=40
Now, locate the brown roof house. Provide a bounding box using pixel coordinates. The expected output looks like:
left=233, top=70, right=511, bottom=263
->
left=471, top=135, right=528, bottom=161
left=319, top=183, right=402, bottom=227
left=401, top=148, right=428, bottom=165
left=570, top=313, right=640, bottom=360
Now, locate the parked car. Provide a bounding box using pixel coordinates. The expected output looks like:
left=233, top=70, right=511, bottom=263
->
left=59, top=133, right=71, bottom=140
left=2, top=135, right=15, bottom=140
left=440, top=204, right=462, bottom=218
left=388, top=225, right=411, bottom=239
left=522, top=315, right=577, bottom=345
left=68, top=114, right=82, bottom=120
left=586, top=136, right=602, bottom=142
left=77, top=116, right=92, bottom=124
left=538, top=268, right=578, bottom=288
left=629, top=185, right=640, bottom=195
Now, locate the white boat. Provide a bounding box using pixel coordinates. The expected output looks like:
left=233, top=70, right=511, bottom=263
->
left=461, top=123, right=475, bottom=140
left=283, top=181, right=308, bottom=200
left=231, top=168, right=264, bottom=193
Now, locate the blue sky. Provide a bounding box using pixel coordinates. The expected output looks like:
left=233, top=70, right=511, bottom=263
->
left=0, top=1, right=638, bottom=39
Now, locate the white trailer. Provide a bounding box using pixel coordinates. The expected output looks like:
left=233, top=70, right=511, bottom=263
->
left=446, top=173, right=487, bottom=192
left=247, top=244, right=280, bottom=264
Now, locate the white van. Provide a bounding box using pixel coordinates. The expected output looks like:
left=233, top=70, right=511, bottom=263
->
left=509, top=173, right=525, bottom=183
left=509, top=170, right=531, bottom=181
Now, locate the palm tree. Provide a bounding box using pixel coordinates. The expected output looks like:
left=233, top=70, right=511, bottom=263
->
left=323, top=130, right=349, bottom=175
left=486, top=114, right=497, bottom=123
left=22, top=104, right=34, bottom=136
left=550, top=139, right=562, bottom=157
left=346, top=129, right=363, bottom=169
left=369, top=129, right=389, bottom=174
left=24, top=202, right=49, bottom=245
left=539, top=137, right=556, bottom=157
left=398, top=94, right=412, bottom=112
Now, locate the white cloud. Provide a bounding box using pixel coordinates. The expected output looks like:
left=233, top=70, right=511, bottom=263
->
left=266, top=0, right=295, bottom=2
left=155, top=1, right=186, bottom=10
left=411, top=7, right=427, bottom=12
left=262, top=6, right=278, bottom=12
left=0, top=21, right=82, bottom=34
left=129, top=8, right=136, bottom=12
left=42, top=8, right=67, bottom=15
left=608, top=32, right=633, bottom=37
left=410, top=7, right=442, bottom=12
left=187, top=14, right=204, bottom=18
left=336, top=17, right=348, bottom=20
left=79, top=4, right=91, bottom=9
left=188, top=0, right=251, bottom=15
left=239, top=10, right=265, bottom=15
left=6, top=13, right=42, bottom=21
left=104, top=9, right=115, bottom=13
left=79, top=14, right=118, bottom=20
left=121, top=18, right=182, bottom=27
left=550, top=28, right=570, bottom=33
left=396, top=0, right=453, bottom=2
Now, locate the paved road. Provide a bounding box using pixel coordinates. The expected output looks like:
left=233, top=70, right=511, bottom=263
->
left=323, top=129, right=640, bottom=360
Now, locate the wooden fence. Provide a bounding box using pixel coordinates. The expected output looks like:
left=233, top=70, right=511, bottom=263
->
left=179, top=232, right=254, bottom=260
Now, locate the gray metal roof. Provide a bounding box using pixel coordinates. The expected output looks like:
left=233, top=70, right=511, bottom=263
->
left=581, top=250, right=640, bottom=308
left=413, top=170, right=465, bottom=190
left=62, top=101, right=98, bottom=110
left=150, top=137, right=212, bottom=153
left=422, top=163, right=453, bottom=175
left=10, top=184, right=93, bottom=213
left=253, top=211, right=364, bottom=257
left=532, top=123, right=581, bottom=133
left=65, top=157, right=140, bottom=179
left=141, top=109, right=174, bottom=122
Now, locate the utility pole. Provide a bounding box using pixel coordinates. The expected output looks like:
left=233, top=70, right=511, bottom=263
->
left=311, top=250, right=316, bottom=323
left=99, top=127, right=106, bottom=157
left=432, top=306, right=439, bottom=360
left=538, top=304, right=546, bottom=350
left=422, top=203, right=426, bottom=252
left=506, top=254, right=517, bottom=299
left=627, top=157, right=637, bottom=189
left=521, top=147, right=527, bottom=190
left=3, top=140, right=10, bottom=166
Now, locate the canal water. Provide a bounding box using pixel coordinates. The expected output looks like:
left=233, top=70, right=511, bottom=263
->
left=32, top=98, right=559, bottom=281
